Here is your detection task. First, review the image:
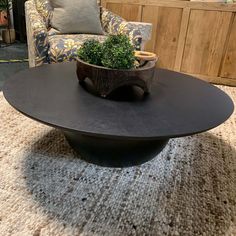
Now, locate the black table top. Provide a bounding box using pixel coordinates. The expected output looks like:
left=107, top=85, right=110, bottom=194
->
left=3, top=62, right=234, bottom=140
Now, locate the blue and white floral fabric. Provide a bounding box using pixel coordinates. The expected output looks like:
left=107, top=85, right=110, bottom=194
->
left=48, top=34, right=107, bottom=63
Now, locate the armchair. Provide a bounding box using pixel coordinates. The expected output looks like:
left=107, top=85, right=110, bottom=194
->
left=25, top=0, right=152, bottom=67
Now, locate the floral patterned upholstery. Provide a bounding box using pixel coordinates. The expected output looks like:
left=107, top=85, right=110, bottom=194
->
left=25, top=0, right=152, bottom=67
left=48, top=34, right=107, bottom=63
left=25, top=0, right=49, bottom=67
left=34, top=0, right=52, bottom=27
left=101, top=8, right=142, bottom=50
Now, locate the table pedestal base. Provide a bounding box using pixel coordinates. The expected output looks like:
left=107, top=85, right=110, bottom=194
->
left=64, top=131, right=169, bottom=167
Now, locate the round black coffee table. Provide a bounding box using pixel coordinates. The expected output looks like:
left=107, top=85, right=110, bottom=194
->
left=3, top=62, right=234, bottom=167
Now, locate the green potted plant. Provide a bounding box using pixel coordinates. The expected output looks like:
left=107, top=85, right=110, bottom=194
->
left=77, top=35, right=157, bottom=98
left=0, top=0, right=15, bottom=44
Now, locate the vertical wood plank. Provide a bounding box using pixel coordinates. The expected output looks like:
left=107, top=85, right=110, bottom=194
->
left=220, top=14, right=236, bottom=79
left=122, top=4, right=142, bottom=21
left=106, top=3, right=123, bottom=16
left=154, top=7, right=183, bottom=70
left=106, top=3, right=141, bottom=21
left=141, top=5, right=159, bottom=52
left=174, top=7, right=190, bottom=71
left=181, top=10, right=232, bottom=76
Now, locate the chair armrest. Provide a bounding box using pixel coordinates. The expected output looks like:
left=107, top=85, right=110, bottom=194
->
left=25, top=0, right=49, bottom=67
left=127, top=22, right=152, bottom=50
left=101, top=7, right=142, bottom=50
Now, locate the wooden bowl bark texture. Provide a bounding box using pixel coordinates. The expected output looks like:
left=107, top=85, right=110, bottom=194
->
left=76, top=58, right=157, bottom=98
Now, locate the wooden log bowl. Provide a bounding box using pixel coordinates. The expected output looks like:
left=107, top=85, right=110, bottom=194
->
left=76, top=51, right=157, bottom=98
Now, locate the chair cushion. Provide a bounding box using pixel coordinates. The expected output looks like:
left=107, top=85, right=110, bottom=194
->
left=48, top=34, right=107, bottom=63
left=34, top=0, right=101, bottom=28
left=49, top=0, right=103, bottom=35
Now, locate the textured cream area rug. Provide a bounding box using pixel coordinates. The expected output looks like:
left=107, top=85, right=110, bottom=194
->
left=0, top=86, right=236, bottom=236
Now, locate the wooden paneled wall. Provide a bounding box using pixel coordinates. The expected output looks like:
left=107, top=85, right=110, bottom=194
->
left=101, top=0, right=236, bottom=86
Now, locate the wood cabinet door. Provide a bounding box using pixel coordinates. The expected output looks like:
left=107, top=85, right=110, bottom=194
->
left=142, top=6, right=183, bottom=70
left=181, top=10, right=232, bottom=77
left=220, top=14, right=236, bottom=79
